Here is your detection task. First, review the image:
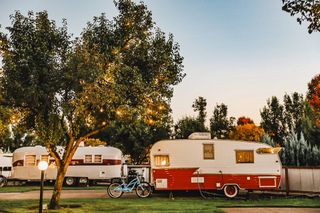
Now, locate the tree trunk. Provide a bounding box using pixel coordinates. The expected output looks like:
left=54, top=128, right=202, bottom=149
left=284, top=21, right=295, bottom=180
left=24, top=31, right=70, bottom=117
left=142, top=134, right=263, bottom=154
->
left=48, top=166, right=67, bottom=209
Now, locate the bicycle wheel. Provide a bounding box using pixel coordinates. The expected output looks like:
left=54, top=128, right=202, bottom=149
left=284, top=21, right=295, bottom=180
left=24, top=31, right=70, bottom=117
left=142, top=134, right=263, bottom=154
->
left=0, top=176, right=7, bottom=187
left=107, top=183, right=123, bottom=198
left=136, top=182, right=152, bottom=198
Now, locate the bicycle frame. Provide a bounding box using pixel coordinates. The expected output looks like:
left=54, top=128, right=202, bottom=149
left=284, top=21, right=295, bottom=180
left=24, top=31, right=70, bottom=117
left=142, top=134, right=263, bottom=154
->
left=114, top=175, right=142, bottom=193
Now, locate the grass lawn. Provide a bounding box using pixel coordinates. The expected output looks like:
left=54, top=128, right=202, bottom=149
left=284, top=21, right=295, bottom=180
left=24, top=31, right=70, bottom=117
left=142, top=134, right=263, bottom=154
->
left=0, top=197, right=319, bottom=213
left=0, top=185, right=107, bottom=193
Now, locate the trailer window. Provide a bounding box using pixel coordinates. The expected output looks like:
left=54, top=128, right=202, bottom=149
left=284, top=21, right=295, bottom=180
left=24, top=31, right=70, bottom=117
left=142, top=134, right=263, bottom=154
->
left=236, top=150, right=254, bottom=163
left=94, top=155, right=102, bottom=163
left=154, top=155, right=170, bottom=167
left=25, top=155, right=36, bottom=166
left=3, top=167, right=11, bottom=171
left=41, top=155, right=49, bottom=162
left=203, top=144, right=214, bottom=159
left=85, top=155, right=93, bottom=163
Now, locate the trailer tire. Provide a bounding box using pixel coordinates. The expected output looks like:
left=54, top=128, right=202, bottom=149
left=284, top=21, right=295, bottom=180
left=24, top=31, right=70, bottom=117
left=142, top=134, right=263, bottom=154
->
left=223, top=185, right=238, bottom=198
left=78, top=177, right=89, bottom=186
left=64, top=177, right=76, bottom=186
left=0, top=175, right=7, bottom=187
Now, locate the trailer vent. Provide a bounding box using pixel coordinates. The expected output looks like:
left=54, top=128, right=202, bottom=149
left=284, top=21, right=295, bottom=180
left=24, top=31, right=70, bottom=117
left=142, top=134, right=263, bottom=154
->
left=188, top=132, right=211, bottom=140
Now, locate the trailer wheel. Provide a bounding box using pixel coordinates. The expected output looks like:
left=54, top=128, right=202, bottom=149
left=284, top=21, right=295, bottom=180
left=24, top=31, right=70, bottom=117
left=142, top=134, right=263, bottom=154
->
left=64, top=177, right=76, bottom=186
left=78, top=177, right=89, bottom=186
left=0, top=176, right=7, bottom=187
left=223, top=185, right=238, bottom=198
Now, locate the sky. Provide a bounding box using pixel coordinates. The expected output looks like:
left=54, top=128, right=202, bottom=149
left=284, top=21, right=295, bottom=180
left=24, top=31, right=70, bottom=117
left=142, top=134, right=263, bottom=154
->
left=1, top=0, right=320, bottom=125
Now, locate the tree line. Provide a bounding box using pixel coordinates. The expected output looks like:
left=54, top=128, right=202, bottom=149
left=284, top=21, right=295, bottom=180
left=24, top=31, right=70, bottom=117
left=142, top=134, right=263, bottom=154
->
left=0, top=0, right=319, bottom=208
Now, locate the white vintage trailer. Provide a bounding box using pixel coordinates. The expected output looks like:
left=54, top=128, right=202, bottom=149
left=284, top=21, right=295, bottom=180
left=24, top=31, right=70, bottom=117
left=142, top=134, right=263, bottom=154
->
left=0, top=152, right=13, bottom=187
left=0, top=153, right=12, bottom=178
left=11, top=145, right=122, bottom=186
left=150, top=133, right=282, bottom=198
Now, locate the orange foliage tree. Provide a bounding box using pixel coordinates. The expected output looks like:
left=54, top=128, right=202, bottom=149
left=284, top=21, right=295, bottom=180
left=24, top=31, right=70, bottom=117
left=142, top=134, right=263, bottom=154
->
left=307, top=74, right=320, bottom=114
left=229, top=117, right=264, bottom=142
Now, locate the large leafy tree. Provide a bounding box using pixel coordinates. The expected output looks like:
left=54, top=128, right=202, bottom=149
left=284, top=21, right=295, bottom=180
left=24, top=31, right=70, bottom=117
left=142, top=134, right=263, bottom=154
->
left=100, top=119, right=171, bottom=164
left=0, top=0, right=184, bottom=209
left=209, top=103, right=235, bottom=139
left=282, top=0, right=320, bottom=33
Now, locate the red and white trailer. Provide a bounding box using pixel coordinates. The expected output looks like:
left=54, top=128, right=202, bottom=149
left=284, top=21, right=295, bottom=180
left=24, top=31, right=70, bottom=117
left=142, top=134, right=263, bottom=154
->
left=150, top=133, right=282, bottom=198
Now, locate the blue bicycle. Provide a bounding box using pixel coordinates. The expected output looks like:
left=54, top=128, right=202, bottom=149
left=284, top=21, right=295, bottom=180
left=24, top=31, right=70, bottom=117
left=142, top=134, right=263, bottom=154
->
left=107, top=173, right=152, bottom=198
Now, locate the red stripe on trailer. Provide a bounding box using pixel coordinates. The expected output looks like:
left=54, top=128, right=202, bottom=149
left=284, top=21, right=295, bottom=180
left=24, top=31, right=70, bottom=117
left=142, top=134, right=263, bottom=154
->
left=152, top=168, right=281, bottom=191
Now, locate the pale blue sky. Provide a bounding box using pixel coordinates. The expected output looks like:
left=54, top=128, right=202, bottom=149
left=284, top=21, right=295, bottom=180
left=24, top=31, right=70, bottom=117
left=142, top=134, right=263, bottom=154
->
left=1, top=0, right=319, bottom=125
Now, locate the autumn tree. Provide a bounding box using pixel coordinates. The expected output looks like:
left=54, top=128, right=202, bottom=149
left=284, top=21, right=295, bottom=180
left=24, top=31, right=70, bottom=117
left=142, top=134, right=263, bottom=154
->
left=0, top=0, right=184, bottom=209
left=304, top=74, right=320, bottom=146
left=282, top=0, right=320, bottom=33
left=210, top=103, right=235, bottom=139
left=229, top=123, right=264, bottom=142
left=307, top=74, right=320, bottom=112
left=237, top=116, right=254, bottom=126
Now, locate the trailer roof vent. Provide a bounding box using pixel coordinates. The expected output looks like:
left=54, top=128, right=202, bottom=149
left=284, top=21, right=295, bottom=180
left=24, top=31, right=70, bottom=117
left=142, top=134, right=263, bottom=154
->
left=188, top=132, right=211, bottom=140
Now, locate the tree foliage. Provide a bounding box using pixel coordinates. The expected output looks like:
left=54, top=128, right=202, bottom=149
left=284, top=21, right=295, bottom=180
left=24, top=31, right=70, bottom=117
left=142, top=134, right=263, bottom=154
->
left=281, top=130, right=320, bottom=166
left=229, top=118, right=264, bottom=142
left=260, top=93, right=305, bottom=146
left=307, top=74, right=320, bottom=113
left=0, top=0, right=184, bottom=209
left=100, top=120, right=170, bottom=164
left=282, top=0, right=320, bottom=33
left=237, top=116, right=254, bottom=126
left=192, top=96, right=207, bottom=127
left=209, top=103, right=235, bottom=139
left=174, top=116, right=207, bottom=139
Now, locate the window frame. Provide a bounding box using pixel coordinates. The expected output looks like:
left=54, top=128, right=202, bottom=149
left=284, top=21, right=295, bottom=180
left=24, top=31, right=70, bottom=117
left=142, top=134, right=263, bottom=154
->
left=203, top=143, right=214, bottom=160
left=154, top=155, right=170, bottom=167
left=40, top=155, right=49, bottom=162
left=84, top=155, right=93, bottom=163
left=25, top=155, right=36, bottom=166
left=94, top=155, right=103, bottom=163
left=235, top=150, right=254, bottom=164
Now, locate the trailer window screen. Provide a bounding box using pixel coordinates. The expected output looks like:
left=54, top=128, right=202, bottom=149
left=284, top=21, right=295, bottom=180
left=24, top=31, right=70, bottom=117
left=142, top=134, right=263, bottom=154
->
left=203, top=144, right=214, bottom=159
left=94, top=155, right=102, bottom=163
left=85, top=155, right=92, bottom=163
left=41, top=155, right=49, bottom=162
left=154, top=155, right=169, bottom=167
left=25, top=155, right=36, bottom=166
left=236, top=150, right=254, bottom=163
left=3, top=167, right=11, bottom=171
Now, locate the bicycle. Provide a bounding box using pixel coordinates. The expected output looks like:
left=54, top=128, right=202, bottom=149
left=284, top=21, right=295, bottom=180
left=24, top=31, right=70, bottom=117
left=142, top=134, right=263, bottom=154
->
left=107, top=173, right=152, bottom=198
